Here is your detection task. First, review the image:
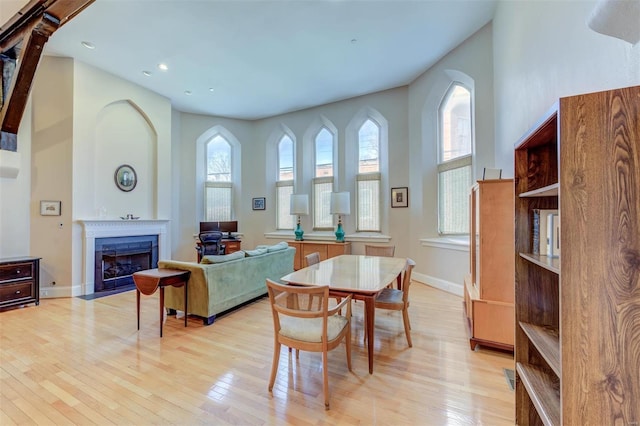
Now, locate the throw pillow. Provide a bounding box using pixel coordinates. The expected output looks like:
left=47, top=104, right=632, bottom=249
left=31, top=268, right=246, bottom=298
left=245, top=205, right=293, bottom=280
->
left=245, top=248, right=268, bottom=257
left=201, top=250, right=245, bottom=264
left=267, top=241, right=289, bottom=252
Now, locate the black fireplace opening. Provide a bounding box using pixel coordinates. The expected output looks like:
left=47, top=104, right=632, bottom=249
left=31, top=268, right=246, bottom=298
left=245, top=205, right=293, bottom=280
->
left=94, top=235, right=158, bottom=292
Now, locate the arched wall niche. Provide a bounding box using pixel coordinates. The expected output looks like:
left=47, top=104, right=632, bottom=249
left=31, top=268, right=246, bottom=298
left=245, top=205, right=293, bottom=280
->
left=94, top=99, right=158, bottom=218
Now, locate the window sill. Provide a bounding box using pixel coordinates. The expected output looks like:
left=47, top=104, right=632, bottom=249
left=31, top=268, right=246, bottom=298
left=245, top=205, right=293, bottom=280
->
left=265, top=231, right=391, bottom=243
left=420, top=236, right=469, bottom=252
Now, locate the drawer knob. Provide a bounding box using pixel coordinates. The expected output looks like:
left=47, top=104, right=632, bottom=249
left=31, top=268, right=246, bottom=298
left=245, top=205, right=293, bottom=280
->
left=15, top=290, right=21, bottom=294
left=16, top=270, right=20, bottom=274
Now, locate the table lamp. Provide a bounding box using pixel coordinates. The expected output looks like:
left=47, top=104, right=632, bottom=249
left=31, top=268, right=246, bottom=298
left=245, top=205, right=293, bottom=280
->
left=290, top=194, right=309, bottom=241
left=330, top=192, right=350, bottom=243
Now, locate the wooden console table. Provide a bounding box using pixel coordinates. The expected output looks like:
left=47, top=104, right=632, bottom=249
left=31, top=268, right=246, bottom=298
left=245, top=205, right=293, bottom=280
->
left=287, top=241, right=351, bottom=270
left=133, top=268, right=191, bottom=337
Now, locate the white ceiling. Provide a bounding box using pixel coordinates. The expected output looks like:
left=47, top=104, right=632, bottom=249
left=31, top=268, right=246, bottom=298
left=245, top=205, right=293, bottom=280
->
left=43, top=0, right=497, bottom=120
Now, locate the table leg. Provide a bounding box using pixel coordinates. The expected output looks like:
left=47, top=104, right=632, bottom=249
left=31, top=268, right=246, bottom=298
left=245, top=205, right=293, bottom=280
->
left=364, top=295, right=375, bottom=374
left=183, top=282, right=188, bottom=328
left=159, top=286, right=165, bottom=338
left=136, top=289, right=141, bottom=330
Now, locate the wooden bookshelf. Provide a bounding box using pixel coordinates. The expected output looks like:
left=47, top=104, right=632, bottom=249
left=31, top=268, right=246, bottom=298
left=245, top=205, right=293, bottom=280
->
left=514, top=85, right=640, bottom=425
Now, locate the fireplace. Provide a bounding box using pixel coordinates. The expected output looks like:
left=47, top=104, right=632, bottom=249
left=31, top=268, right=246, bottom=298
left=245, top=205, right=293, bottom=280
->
left=94, top=235, right=158, bottom=292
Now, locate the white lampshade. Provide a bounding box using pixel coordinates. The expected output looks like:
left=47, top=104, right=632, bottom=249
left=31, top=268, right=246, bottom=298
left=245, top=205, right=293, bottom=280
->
left=587, top=0, right=640, bottom=45
left=330, top=192, right=351, bottom=215
left=290, top=194, right=309, bottom=215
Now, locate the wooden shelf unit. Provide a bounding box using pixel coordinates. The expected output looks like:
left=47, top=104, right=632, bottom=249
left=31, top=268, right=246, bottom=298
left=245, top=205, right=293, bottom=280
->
left=514, top=85, right=640, bottom=425
left=464, top=179, right=514, bottom=351
left=287, top=241, right=351, bottom=270
left=0, top=257, right=40, bottom=309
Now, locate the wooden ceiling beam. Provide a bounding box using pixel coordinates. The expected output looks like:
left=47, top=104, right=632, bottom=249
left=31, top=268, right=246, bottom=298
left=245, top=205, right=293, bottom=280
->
left=0, top=0, right=94, bottom=151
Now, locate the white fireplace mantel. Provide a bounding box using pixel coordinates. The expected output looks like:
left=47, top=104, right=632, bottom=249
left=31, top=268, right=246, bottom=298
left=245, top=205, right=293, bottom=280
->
left=79, top=220, right=170, bottom=295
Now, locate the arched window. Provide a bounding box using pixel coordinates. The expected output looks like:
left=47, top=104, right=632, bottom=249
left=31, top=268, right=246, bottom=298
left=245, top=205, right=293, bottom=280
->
left=205, top=134, right=233, bottom=220
left=313, top=127, right=334, bottom=229
left=357, top=119, right=381, bottom=231
left=438, top=83, right=472, bottom=234
left=276, top=134, right=295, bottom=230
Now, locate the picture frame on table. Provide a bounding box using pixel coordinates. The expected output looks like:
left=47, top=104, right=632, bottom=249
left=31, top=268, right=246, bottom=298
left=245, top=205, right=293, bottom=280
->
left=40, top=200, right=61, bottom=216
left=391, top=187, right=408, bottom=208
left=252, top=197, right=266, bottom=210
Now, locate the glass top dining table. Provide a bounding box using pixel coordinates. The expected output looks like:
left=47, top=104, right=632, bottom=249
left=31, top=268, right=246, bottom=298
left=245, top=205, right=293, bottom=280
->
left=281, top=254, right=407, bottom=374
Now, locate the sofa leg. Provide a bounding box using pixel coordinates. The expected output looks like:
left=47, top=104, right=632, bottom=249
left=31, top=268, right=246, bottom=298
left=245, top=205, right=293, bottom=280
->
left=167, top=308, right=177, bottom=316
left=203, top=315, right=216, bottom=326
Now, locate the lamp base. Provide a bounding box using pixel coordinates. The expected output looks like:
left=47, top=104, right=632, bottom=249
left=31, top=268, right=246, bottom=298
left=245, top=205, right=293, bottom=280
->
left=294, top=223, right=304, bottom=241
left=334, top=223, right=345, bottom=243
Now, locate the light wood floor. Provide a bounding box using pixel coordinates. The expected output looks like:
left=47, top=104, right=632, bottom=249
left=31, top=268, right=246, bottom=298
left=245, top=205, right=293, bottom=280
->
left=1, top=283, right=514, bottom=425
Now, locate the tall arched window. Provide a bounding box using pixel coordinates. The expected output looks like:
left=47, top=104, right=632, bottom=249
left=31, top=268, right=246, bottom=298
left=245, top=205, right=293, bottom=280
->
left=313, top=127, right=334, bottom=229
left=357, top=119, right=381, bottom=231
left=205, top=134, right=233, bottom=220
left=438, top=83, right=472, bottom=234
left=276, top=134, right=295, bottom=229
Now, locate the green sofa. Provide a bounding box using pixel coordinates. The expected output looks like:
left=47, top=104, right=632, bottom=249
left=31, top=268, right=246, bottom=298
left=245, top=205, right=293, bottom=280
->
left=158, top=246, right=295, bottom=325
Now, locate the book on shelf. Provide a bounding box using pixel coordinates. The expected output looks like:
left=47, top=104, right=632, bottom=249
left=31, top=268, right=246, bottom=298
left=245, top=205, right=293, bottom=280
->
left=532, top=209, right=558, bottom=256
left=547, top=213, right=560, bottom=258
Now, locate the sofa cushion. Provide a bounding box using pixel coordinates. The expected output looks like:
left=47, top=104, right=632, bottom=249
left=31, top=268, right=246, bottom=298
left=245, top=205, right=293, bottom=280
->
left=201, top=250, right=245, bottom=264
left=267, top=241, right=289, bottom=252
left=245, top=248, right=268, bottom=257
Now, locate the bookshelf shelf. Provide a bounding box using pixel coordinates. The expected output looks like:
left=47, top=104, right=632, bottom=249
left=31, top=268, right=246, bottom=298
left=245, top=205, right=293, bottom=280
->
left=516, top=363, right=560, bottom=426
left=519, top=322, right=560, bottom=376
left=519, top=253, right=560, bottom=274
left=519, top=183, right=559, bottom=198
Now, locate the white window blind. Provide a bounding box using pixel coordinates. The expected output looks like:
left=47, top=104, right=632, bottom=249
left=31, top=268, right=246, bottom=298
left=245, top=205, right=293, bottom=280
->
left=357, top=173, right=381, bottom=232
left=276, top=181, right=294, bottom=230
left=205, top=182, right=232, bottom=221
left=313, top=177, right=333, bottom=230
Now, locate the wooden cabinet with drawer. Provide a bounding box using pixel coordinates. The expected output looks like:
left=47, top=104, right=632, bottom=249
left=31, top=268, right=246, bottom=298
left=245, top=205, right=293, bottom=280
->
left=287, top=241, right=351, bottom=270
left=0, top=257, right=40, bottom=309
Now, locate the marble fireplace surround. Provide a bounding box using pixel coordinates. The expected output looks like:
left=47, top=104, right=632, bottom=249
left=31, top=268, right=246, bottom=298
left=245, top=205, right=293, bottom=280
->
left=80, top=220, right=170, bottom=295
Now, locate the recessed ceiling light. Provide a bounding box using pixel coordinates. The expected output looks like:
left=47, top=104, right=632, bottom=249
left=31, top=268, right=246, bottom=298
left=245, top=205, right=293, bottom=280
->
left=81, top=41, right=95, bottom=49
left=350, top=38, right=357, bottom=44
left=142, top=70, right=152, bottom=76
left=209, top=87, right=215, bottom=93
left=158, top=63, right=168, bottom=71
left=184, top=90, right=192, bottom=95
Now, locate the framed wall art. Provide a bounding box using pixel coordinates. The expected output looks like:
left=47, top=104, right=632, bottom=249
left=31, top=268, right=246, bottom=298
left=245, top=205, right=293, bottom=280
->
left=40, top=200, right=61, bottom=216
left=114, top=164, right=137, bottom=192
left=252, top=197, right=266, bottom=210
left=391, top=187, right=408, bottom=208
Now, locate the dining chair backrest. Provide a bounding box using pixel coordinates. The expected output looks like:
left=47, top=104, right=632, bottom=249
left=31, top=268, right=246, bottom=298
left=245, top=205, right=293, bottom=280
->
left=365, top=245, right=395, bottom=257
left=305, top=252, right=321, bottom=266
left=402, top=258, right=416, bottom=304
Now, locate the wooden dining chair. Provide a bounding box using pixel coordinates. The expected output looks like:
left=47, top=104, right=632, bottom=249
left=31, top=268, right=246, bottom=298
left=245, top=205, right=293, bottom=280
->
left=305, top=252, right=321, bottom=266
left=266, top=279, right=352, bottom=410
left=369, top=258, right=416, bottom=347
left=364, top=245, right=395, bottom=257
left=365, top=245, right=400, bottom=288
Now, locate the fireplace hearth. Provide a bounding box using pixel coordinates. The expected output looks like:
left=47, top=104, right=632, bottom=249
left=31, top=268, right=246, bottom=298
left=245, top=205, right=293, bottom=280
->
left=94, top=235, right=158, bottom=292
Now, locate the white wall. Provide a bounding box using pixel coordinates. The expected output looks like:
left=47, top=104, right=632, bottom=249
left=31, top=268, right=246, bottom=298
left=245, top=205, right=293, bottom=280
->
left=406, top=23, right=495, bottom=295
left=493, top=0, right=640, bottom=172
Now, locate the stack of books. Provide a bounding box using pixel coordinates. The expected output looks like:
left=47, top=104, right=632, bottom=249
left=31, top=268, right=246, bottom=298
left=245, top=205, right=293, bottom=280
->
left=531, top=209, right=560, bottom=257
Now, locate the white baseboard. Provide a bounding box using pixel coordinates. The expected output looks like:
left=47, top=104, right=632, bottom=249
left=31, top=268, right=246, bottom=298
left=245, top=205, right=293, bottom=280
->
left=39, top=284, right=83, bottom=299
left=412, top=272, right=463, bottom=297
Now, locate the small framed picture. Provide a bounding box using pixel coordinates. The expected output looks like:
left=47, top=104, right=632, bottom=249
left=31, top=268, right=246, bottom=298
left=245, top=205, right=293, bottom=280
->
left=252, top=197, right=266, bottom=210
left=40, top=200, right=61, bottom=216
left=391, top=187, right=408, bottom=208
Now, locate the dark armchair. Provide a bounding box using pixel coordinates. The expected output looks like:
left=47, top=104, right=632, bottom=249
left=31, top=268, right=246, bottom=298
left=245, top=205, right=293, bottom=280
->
left=197, top=231, right=226, bottom=258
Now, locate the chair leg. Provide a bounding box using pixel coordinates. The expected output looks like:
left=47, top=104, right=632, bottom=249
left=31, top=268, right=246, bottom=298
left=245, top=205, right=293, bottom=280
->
left=402, top=308, right=412, bottom=347
left=322, top=350, right=330, bottom=409
left=268, top=342, right=281, bottom=392
left=346, top=324, right=352, bottom=371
